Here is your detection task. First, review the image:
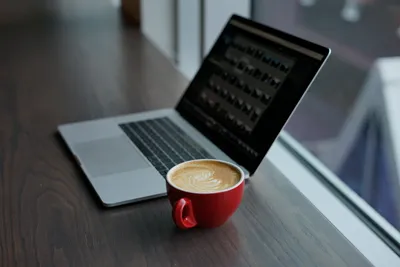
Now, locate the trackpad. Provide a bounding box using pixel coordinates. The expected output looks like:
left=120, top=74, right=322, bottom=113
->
left=73, top=136, right=150, bottom=178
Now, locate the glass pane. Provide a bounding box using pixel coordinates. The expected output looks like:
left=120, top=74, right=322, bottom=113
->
left=253, top=0, right=400, bottom=232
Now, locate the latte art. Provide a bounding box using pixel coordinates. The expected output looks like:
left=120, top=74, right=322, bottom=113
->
left=169, top=161, right=241, bottom=193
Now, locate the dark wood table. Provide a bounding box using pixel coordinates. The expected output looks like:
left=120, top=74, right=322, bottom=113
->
left=0, top=9, right=372, bottom=267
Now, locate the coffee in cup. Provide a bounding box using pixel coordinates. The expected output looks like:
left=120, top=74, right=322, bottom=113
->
left=166, top=159, right=245, bottom=229
left=168, top=160, right=241, bottom=193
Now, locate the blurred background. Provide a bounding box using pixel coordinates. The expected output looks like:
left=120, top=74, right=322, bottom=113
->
left=252, top=0, right=400, bottom=231
left=2, top=0, right=399, bottom=234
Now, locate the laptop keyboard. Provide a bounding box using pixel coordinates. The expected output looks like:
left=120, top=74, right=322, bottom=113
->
left=120, top=117, right=213, bottom=178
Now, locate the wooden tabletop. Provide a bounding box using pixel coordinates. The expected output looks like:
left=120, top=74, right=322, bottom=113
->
left=0, top=10, right=372, bottom=267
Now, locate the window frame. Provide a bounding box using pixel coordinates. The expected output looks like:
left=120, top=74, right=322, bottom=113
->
left=268, top=131, right=400, bottom=263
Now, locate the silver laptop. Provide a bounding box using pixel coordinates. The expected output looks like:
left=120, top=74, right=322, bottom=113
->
left=58, top=15, right=330, bottom=207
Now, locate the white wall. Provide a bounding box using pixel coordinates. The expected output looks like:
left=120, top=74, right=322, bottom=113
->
left=140, top=0, right=251, bottom=79
left=203, top=0, right=251, bottom=55
left=176, top=0, right=251, bottom=79
left=141, top=0, right=175, bottom=60
left=176, top=0, right=201, bottom=79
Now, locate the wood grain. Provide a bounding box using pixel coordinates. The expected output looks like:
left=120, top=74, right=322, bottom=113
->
left=0, top=4, right=372, bottom=267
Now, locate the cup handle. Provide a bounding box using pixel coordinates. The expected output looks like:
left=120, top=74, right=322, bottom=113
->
left=173, top=198, right=197, bottom=229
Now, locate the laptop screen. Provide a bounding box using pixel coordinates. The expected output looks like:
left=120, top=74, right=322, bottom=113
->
left=176, top=15, right=330, bottom=174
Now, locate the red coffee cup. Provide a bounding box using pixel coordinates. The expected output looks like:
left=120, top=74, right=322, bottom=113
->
left=166, top=159, right=245, bottom=229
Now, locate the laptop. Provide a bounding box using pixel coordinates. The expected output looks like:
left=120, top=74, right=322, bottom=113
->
left=58, top=15, right=330, bottom=207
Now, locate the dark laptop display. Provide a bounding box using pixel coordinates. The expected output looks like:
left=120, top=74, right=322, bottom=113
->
left=176, top=15, right=330, bottom=175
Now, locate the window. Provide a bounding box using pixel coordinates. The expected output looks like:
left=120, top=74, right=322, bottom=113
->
left=252, top=0, right=400, bottom=249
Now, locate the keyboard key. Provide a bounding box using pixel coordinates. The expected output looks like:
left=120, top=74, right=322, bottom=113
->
left=119, top=118, right=213, bottom=178
left=147, top=155, right=159, bottom=163
left=165, top=161, right=176, bottom=169
left=153, top=163, right=166, bottom=170
left=160, top=170, right=169, bottom=177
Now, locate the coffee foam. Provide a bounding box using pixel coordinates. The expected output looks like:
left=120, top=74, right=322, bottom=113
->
left=169, top=161, right=241, bottom=193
